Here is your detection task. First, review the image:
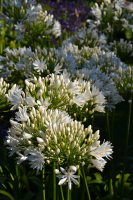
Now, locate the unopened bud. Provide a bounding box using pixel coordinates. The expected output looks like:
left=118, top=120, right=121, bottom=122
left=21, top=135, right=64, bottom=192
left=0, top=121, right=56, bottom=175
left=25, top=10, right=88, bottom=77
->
left=69, top=166, right=77, bottom=172
left=56, top=148, right=60, bottom=155
left=71, top=141, right=76, bottom=149
left=54, top=169, right=60, bottom=174
left=53, top=135, right=57, bottom=144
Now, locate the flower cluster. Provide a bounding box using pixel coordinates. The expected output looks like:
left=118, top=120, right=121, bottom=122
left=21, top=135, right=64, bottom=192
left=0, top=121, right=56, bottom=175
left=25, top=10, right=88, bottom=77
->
left=0, top=0, right=36, bottom=24
left=55, top=43, right=123, bottom=109
left=0, top=46, right=58, bottom=82
left=87, top=0, right=133, bottom=41
left=14, top=4, right=61, bottom=43
left=109, top=39, right=133, bottom=59
left=0, top=1, right=61, bottom=43
left=5, top=105, right=112, bottom=177
left=62, top=27, right=107, bottom=50
left=6, top=72, right=106, bottom=120
left=88, top=52, right=133, bottom=95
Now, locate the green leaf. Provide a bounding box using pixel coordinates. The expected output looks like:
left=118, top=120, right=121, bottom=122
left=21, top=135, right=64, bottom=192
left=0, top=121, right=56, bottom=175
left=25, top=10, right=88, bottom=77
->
left=19, top=192, right=36, bottom=200
left=28, top=176, right=42, bottom=188
left=0, top=177, right=8, bottom=184
left=86, top=176, right=91, bottom=183
left=93, top=173, right=102, bottom=180
left=88, top=180, right=102, bottom=184
left=101, top=194, right=114, bottom=200
left=122, top=198, right=130, bottom=200
left=125, top=27, right=132, bottom=40
left=20, top=165, right=30, bottom=192
left=0, top=190, right=15, bottom=200
left=35, top=190, right=43, bottom=200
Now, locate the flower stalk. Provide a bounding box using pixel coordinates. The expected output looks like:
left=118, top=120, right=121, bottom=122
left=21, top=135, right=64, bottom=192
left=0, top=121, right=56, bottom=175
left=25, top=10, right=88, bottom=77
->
left=82, top=167, right=91, bottom=200
left=120, top=98, right=132, bottom=199
left=42, top=165, right=45, bottom=200
left=53, top=162, right=56, bottom=200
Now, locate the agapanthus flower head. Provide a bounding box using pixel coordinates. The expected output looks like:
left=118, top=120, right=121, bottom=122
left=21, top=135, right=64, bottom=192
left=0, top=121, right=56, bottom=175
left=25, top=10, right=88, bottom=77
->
left=87, top=51, right=133, bottom=95
left=5, top=104, right=113, bottom=174
left=56, top=41, right=123, bottom=110
left=0, top=46, right=58, bottom=82
left=109, top=39, right=133, bottom=59
left=88, top=0, right=133, bottom=41
left=62, top=28, right=107, bottom=50
left=0, top=0, right=37, bottom=24
left=0, top=0, right=61, bottom=44
left=14, top=4, right=61, bottom=43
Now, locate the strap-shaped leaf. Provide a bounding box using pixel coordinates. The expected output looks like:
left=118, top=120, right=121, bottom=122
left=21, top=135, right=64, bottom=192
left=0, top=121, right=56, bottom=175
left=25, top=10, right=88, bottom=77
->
left=0, top=190, right=15, bottom=200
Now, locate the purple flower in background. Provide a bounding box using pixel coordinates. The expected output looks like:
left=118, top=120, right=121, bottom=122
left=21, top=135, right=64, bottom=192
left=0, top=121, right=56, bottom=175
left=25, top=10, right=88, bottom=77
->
left=0, top=126, right=8, bottom=143
left=42, top=0, right=91, bottom=33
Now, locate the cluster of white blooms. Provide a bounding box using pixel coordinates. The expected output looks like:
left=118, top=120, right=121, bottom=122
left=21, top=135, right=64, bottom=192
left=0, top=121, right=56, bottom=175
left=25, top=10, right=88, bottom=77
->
left=5, top=104, right=113, bottom=178
left=62, top=28, right=107, bottom=50
left=0, top=78, right=10, bottom=109
left=0, top=0, right=36, bottom=24
left=87, top=0, right=133, bottom=41
left=0, top=46, right=58, bottom=81
left=5, top=72, right=106, bottom=120
left=0, top=1, right=61, bottom=43
left=109, top=39, right=133, bottom=58
left=14, top=4, right=61, bottom=42
left=88, top=52, right=133, bottom=94
left=56, top=43, right=123, bottom=109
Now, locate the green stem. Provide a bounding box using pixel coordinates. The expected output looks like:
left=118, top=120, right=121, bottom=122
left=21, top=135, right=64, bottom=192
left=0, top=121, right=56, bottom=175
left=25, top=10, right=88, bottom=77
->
left=111, top=108, right=115, bottom=143
left=106, top=109, right=111, bottom=140
left=67, top=186, right=70, bottom=200
left=53, top=162, right=56, bottom=200
left=106, top=109, right=112, bottom=195
left=80, top=179, right=85, bottom=200
left=110, top=108, right=117, bottom=200
left=120, top=98, right=132, bottom=199
left=60, top=185, right=64, bottom=200
left=82, top=167, right=91, bottom=200
left=42, top=165, right=45, bottom=200
left=91, top=113, right=95, bottom=131
left=57, top=178, right=59, bottom=200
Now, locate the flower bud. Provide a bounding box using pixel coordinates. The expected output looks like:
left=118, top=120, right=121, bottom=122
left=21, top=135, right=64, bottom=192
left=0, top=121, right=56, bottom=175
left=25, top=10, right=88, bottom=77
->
left=54, top=80, right=61, bottom=89
left=37, top=137, right=44, bottom=144
left=56, top=148, right=60, bottom=155
left=77, top=146, right=80, bottom=152
left=25, top=80, right=30, bottom=87
left=23, top=132, right=32, bottom=139
left=39, top=106, right=45, bottom=113
left=71, top=141, right=76, bottom=149
left=54, top=169, right=60, bottom=174
left=37, top=89, right=43, bottom=97
left=32, top=107, right=36, bottom=116
left=47, top=160, right=50, bottom=164
left=69, top=166, right=77, bottom=172
left=126, top=82, right=130, bottom=88
left=66, top=150, right=70, bottom=156
left=53, top=135, right=57, bottom=144
left=39, top=130, right=46, bottom=140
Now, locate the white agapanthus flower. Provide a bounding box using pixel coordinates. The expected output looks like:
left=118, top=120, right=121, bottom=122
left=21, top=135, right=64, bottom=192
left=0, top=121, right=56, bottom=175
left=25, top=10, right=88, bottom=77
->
left=56, top=167, right=80, bottom=190
left=33, top=58, right=47, bottom=73
left=28, top=148, right=46, bottom=173
left=15, top=106, right=28, bottom=122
